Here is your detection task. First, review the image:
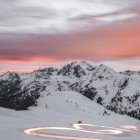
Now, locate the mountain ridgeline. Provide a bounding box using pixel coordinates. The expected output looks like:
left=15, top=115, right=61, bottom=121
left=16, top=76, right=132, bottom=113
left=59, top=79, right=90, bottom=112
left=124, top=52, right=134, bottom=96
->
left=0, top=61, right=140, bottom=120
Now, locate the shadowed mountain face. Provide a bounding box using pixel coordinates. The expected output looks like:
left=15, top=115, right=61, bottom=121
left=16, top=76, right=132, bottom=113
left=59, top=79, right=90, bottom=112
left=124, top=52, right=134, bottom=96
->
left=0, top=61, right=140, bottom=120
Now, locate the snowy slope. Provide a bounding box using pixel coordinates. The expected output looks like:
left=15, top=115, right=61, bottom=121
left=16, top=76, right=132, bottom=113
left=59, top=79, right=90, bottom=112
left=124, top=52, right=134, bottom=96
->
left=0, top=91, right=140, bottom=140
left=0, top=61, right=140, bottom=120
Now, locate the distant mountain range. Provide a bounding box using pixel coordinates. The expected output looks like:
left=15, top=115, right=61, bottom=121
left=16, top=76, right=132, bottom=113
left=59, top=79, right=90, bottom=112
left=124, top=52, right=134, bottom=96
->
left=0, top=61, right=140, bottom=120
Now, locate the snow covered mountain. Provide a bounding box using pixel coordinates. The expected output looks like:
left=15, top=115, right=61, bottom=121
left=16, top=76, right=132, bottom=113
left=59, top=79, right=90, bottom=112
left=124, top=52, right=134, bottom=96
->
left=0, top=61, right=140, bottom=120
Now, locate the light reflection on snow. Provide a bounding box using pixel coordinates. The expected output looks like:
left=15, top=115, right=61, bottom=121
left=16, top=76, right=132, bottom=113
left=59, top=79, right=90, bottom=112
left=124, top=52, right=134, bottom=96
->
left=24, top=126, right=101, bottom=140
left=24, top=123, right=137, bottom=140
left=119, top=125, right=138, bottom=131
left=73, top=124, right=123, bottom=134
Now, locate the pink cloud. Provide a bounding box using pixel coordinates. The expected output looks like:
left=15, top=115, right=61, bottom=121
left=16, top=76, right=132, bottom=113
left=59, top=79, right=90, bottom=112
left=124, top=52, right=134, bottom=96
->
left=0, top=9, right=140, bottom=73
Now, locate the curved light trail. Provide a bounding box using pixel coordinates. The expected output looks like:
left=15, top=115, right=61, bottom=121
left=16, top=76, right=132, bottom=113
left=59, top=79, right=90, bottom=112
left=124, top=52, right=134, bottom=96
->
left=119, top=125, right=138, bottom=131
left=24, top=127, right=101, bottom=140
left=73, top=124, right=123, bottom=135
left=24, top=123, right=137, bottom=140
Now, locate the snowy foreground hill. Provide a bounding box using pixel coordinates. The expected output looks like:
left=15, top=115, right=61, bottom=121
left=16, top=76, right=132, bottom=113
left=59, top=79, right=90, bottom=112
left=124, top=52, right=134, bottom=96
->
left=0, top=61, right=140, bottom=119
left=0, top=91, right=140, bottom=140
left=0, top=61, right=140, bottom=140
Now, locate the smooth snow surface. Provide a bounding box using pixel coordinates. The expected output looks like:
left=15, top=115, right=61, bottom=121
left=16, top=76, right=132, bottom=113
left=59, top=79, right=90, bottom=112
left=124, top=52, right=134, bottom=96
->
left=0, top=91, right=140, bottom=140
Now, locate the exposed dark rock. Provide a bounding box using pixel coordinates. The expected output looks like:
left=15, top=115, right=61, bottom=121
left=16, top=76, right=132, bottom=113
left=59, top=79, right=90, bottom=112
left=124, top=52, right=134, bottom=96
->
left=0, top=73, right=42, bottom=110
left=0, top=61, right=140, bottom=121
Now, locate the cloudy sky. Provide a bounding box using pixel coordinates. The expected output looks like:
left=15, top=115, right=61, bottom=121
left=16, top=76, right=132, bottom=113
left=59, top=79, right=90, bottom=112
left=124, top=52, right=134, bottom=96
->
left=0, top=0, right=140, bottom=73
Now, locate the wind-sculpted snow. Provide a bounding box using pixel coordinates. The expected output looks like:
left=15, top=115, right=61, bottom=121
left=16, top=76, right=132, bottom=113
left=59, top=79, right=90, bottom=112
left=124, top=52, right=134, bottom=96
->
left=0, top=61, right=140, bottom=120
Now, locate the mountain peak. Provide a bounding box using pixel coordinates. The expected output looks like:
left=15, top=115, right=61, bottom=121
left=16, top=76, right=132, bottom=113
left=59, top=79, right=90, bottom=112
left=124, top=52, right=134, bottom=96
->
left=0, top=61, right=140, bottom=120
left=96, top=64, right=118, bottom=76
left=58, top=61, right=94, bottom=78
left=0, top=71, right=20, bottom=81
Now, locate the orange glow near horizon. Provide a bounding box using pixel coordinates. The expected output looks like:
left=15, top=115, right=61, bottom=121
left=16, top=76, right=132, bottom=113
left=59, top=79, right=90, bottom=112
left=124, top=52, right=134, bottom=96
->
left=0, top=18, right=140, bottom=60
left=0, top=9, right=140, bottom=73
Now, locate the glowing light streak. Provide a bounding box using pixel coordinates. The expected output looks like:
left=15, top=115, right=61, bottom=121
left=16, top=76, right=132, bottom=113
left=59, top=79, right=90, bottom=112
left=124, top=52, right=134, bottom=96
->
left=24, top=123, right=137, bottom=139
left=24, top=126, right=101, bottom=140
left=73, top=124, right=123, bottom=135
left=120, top=125, right=138, bottom=131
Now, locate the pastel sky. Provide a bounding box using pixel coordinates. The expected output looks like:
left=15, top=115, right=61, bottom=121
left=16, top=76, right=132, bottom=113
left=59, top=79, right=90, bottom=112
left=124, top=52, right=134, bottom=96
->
left=0, top=0, right=140, bottom=74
